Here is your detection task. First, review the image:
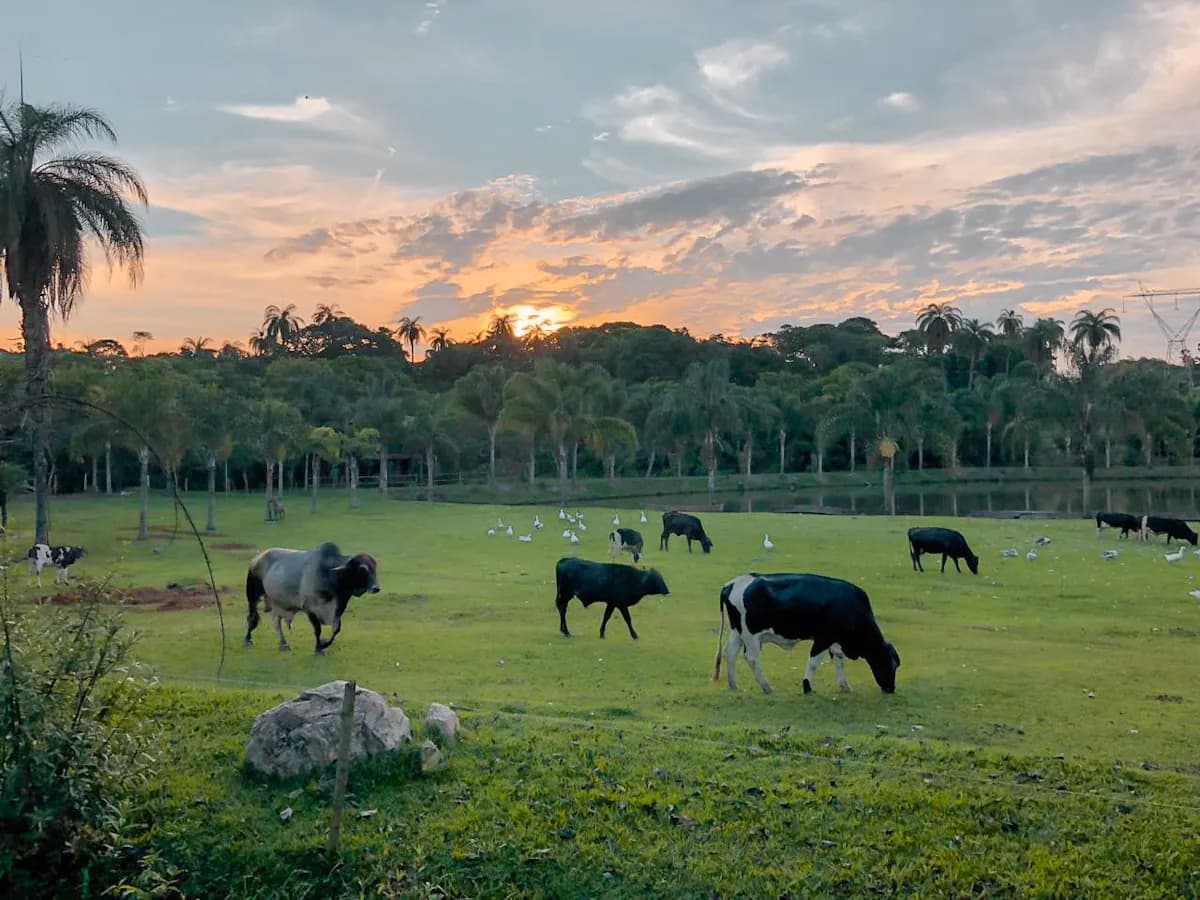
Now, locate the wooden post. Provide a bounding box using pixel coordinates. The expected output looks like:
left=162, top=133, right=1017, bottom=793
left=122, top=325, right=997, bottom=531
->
left=327, top=680, right=357, bottom=855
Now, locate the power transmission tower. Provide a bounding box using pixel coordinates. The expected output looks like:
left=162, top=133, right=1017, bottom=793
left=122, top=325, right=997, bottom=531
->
left=1122, top=284, right=1200, bottom=363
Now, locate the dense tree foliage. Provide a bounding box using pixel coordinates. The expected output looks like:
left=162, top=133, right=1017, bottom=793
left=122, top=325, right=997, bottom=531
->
left=0, top=302, right=1196, bottom=517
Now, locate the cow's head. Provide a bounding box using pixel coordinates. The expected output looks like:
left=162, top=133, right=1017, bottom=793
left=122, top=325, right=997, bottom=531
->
left=1187, top=528, right=1199, bottom=546
left=867, top=641, right=901, bottom=694
left=334, top=553, right=380, bottom=597
left=966, top=552, right=979, bottom=575
left=699, top=533, right=713, bottom=554
left=641, top=568, right=670, bottom=597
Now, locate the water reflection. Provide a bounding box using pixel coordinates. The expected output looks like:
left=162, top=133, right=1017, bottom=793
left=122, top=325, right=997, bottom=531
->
left=581, top=480, right=1200, bottom=518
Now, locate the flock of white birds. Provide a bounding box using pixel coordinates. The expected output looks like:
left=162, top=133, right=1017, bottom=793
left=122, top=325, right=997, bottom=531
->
left=484, top=507, right=654, bottom=549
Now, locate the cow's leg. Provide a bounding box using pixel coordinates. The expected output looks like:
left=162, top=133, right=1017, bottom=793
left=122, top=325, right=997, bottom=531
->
left=318, top=617, right=343, bottom=653
left=307, top=612, right=325, bottom=654
left=557, top=593, right=572, bottom=637
left=940, top=553, right=948, bottom=573
left=599, top=603, right=616, bottom=638
left=725, top=632, right=742, bottom=691
left=618, top=605, right=638, bottom=640
left=830, top=643, right=851, bottom=692
left=803, top=642, right=831, bottom=694
left=910, top=546, right=919, bottom=572
left=743, top=634, right=773, bottom=694
left=952, top=556, right=962, bottom=574
left=273, top=612, right=290, bottom=651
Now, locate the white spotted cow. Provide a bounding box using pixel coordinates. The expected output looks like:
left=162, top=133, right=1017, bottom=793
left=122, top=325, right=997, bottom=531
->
left=27, top=544, right=86, bottom=587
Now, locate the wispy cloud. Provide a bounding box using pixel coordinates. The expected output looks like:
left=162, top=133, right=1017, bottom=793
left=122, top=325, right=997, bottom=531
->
left=878, top=91, right=920, bottom=113
left=218, top=95, right=369, bottom=134
left=696, top=40, right=789, bottom=91
left=416, top=0, right=446, bottom=36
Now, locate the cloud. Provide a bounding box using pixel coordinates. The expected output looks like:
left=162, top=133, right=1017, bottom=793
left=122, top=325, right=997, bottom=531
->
left=696, top=40, right=789, bottom=91
left=416, top=0, right=446, bottom=36
left=218, top=95, right=368, bottom=133
left=878, top=92, right=920, bottom=113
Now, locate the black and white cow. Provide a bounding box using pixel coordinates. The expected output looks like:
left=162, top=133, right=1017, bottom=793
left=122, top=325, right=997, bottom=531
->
left=659, top=510, right=713, bottom=554
left=907, top=526, right=979, bottom=575
left=245, top=542, right=380, bottom=654
left=714, top=573, right=900, bottom=695
left=608, top=527, right=645, bottom=564
left=1096, top=512, right=1140, bottom=539
left=27, top=544, right=86, bottom=587
left=555, top=557, right=669, bottom=639
left=1140, top=515, right=1199, bottom=546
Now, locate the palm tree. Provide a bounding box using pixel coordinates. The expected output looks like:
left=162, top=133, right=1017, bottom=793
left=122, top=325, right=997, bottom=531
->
left=955, top=318, right=994, bottom=389
left=313, top=303, right=344, bottom=325
left=396, top=316, right=426, bottom=362
left=996, top=309, right=1023, bottom=338
left=1069, top=308, right=1121, bottom=367
left=261, top=304, right=305, bottom=352
left=915, top=302, right=962, bottom=355
left=427, top=326, right=453, bottom=355
left=1024, top=318, right=1066, bottom=372
left=486, top=313, right=517, bottom=357
left=308, top=426, right=343, bottom=514
left=682, top=359, right=739, bottom=499
left=453, top=363, right=508, bottom=483
left=1, top=100, right=147, bottom=543
left=179, top=336, right=212, bottom=357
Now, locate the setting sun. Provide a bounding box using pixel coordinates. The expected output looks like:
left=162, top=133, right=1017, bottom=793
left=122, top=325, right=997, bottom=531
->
left=506, top=304, right=574, bottom=338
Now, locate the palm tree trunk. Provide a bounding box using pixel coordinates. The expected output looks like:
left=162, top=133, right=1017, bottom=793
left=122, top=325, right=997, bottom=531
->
left=276, top=457, right=285, bottom=497
left=350, top=456, right=360, bottom=509
left=883, top=457, right=896, bottom=515
left=674, top=443, right=684, bottom=479
left=206, top=455, right=217, bottom=533
left=645, top=449, right=655, bottom=478
left=311, top=455, right=320, bottom=513
left=264, top=460, right=275, bottom=521
left=1024, top=437, right=1030, bottom=470
left=137, top=446, right=150, bottom=541
left=91, top=455, right=99, bottom=494
left=379, top=446, right=388, bottom=495
left=816, top=442, right=825, bottom=475
left=778, top=429, right=786, bottom=475
left=743, top=436, right=753, bottom=476
left=571, top=442, right=579, bottom=481
left=918, top=437, right=925, bottom=471
left=528, top=442, right=536, bottom=485
left=985, top=423, right=992, bottom=470
left=1144, top=433, right=1153, bottom=468
left=557, top=441, right=569, bottom=487
left=607, top=455, right=616, bottom=482
left=425, top=445, right=435, bottom=492
left=21, top=302, right=52, bottom=543
left=706, top=431, right=717, bottom=500
left=1105, top=437, right=1112, bottom=469
left=224, top=459, right=230, bottom=494
left=488, top=423, right=498, bottom=484
left=105, top=441, right=113, bottom=495
left=849, top=428, right=856, bottom=474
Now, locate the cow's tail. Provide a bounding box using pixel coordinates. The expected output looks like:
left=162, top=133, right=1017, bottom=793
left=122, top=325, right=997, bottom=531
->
left=713, top=583, right=730, bottom=683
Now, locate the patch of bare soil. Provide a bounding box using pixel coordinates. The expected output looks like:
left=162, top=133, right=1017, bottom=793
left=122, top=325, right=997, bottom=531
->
left=48, top=584, right=233, bottom=612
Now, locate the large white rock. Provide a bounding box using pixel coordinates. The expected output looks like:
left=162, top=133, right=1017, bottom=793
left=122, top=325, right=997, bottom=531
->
left=245, top=680, right=412, bottom=780
left=425, top=702, right=460, bottom=742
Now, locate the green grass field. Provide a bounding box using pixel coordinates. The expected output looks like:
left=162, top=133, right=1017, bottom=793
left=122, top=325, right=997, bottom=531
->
left=4, top=491, right=1199, bottom=897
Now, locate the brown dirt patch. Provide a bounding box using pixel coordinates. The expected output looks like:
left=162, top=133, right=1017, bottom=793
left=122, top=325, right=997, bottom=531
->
left=48, top=584, right=234, bottom=612
left=212, top=542, right=255, bottom=551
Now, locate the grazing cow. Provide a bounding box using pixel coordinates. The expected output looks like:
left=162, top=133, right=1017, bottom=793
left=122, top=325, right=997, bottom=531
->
left=714, top=573, right=900, bottom=695
left=659, top=510, right=713, bottom=554
left=26, top=544, right=86, bottom=587
left=608, top=527, right=645, bottom=564
left=1140, top=515, right=1199, bottom=546
left=555, top=557, right=669, bottom=639
left=1096, top=512, right=1139, bottom=539
left=245, top=542, right=380, bottom=654
left=907, top=526, right=979, bottom=575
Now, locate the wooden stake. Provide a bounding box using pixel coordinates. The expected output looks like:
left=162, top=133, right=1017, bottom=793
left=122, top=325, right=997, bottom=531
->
left=327, top=680, right=356, bottom=854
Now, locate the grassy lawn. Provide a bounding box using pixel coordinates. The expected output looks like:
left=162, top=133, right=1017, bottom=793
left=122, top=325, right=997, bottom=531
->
left=3, top=491, right=1199, bottom=897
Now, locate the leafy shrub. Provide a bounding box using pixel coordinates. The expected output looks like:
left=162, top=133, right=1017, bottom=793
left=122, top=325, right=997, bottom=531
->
left=0, top=578, right=161, bottom=898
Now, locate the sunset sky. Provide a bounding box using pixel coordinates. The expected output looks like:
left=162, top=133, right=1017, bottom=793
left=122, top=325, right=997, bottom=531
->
left=3, top=0, right=1199, bottom=357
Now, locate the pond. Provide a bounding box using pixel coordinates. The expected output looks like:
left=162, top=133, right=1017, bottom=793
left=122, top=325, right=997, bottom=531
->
left=579, top=479, right=1200, bottom=519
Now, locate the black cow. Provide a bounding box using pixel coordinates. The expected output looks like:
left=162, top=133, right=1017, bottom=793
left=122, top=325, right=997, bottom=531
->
left=1140, top=515, right=1198, bottom=546
left=1096, top=512, right=1139, bottom=539
left=714, top=573, right=900, bottom=695
left=659, top=510, right=713, bottom=553
left=246, top=542, right=380, bottom=654
left=27, top=543, right=86, bottom=587
left=555, top=557, right=669, bottom=639
left=907, top=526, right=979, bottom=575
left=609, top=527, right=644, bottom=563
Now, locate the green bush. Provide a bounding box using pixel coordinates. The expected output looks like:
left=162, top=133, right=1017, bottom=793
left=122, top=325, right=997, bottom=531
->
left=0, top=580, right=161, bottom=898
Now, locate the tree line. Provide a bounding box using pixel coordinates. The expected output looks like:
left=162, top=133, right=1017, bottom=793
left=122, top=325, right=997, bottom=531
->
left=2, top=297, right=1198, bottom=536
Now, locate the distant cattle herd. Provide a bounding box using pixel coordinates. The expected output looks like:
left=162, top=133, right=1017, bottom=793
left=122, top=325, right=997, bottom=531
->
left=19, top=506, right=1196, bottom=697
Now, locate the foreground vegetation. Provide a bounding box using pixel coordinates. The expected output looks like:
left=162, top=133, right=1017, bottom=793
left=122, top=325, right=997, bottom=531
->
left=2, top=492, right=1198, bottom=896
